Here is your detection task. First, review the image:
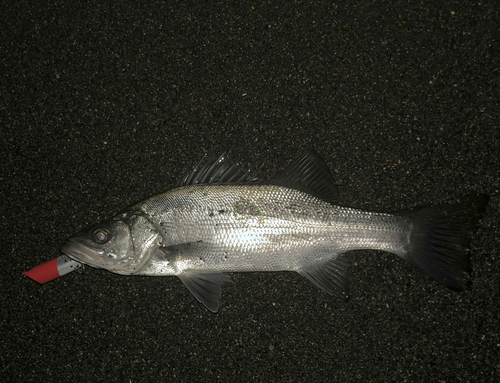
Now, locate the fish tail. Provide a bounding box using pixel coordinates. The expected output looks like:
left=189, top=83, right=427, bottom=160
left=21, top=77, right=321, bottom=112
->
left=400, top=194, right=488, bottom=290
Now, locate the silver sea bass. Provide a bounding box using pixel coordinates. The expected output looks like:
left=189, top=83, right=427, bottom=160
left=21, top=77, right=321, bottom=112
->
left=61, top=151, right=487, bottom=312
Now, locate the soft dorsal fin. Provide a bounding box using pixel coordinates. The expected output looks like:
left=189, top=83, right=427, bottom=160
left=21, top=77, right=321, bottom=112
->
left=267, top=150, right=339, bottom=204
left=174, top=154, right=258, bottom=187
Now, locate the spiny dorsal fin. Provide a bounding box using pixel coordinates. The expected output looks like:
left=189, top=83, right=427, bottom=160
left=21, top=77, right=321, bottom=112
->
left=267, top=150, right=339, bottom=204
left=174, top=154, right=258, bottom=187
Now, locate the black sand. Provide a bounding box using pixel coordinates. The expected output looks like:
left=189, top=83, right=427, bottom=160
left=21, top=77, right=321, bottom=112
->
left=1, top=1, right=499, bottom=382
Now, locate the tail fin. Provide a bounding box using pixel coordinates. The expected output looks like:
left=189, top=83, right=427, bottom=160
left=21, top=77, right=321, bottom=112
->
left=401, top=194, right=488, bottom=291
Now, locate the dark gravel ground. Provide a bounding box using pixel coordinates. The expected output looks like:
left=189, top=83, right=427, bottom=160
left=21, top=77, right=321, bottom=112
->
left=1, top=1, right=499, bottom=382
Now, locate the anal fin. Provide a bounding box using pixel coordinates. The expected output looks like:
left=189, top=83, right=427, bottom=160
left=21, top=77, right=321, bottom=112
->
left=298, top=254, right=351, bottom=299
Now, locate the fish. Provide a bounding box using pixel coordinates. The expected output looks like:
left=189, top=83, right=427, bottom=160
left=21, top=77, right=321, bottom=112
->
left=61, top=150, right=488, bottom=312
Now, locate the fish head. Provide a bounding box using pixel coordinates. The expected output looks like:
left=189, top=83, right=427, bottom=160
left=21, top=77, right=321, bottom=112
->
left=61, top=213, right=160, bottom=275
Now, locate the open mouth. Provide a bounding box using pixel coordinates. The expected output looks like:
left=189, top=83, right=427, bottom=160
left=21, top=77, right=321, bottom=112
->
left=61, top=238, right=104, bottom=267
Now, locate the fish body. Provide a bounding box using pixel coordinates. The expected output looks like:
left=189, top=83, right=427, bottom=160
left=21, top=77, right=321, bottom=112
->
left=136, top=184, right=408, bottom=274
left=61, top=151, right=487, bottom=312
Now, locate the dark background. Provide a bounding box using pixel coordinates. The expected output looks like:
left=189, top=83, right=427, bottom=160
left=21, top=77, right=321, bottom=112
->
left=1, top=1, right=499, bottom=382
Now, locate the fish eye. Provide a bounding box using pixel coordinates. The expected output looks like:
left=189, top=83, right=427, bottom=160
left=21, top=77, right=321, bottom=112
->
left=92, top=228, right=110, bottom=244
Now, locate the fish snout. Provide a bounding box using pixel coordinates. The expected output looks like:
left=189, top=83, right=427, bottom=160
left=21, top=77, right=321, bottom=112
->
left=60, top=238, right=104, bottom=265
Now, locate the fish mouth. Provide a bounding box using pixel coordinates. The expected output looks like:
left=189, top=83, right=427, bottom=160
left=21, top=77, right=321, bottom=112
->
left=61, top=238, right=105, bottom=268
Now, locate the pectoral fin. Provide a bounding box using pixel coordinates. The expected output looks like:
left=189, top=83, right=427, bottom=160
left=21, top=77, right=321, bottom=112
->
left=298, top=254, right=350, bottom=298
left=179, top=272, right=232, bottom=313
